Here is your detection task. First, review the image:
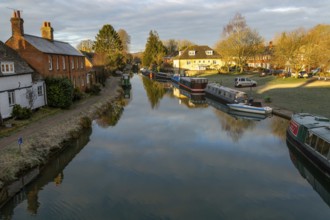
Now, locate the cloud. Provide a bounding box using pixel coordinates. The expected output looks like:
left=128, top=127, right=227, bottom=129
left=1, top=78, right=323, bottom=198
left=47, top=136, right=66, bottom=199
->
left=0, top=0, right=330, bottom=52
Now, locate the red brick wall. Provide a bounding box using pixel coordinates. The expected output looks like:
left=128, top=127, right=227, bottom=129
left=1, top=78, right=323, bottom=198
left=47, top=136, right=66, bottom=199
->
left=6, top=37, right=88, bottom=91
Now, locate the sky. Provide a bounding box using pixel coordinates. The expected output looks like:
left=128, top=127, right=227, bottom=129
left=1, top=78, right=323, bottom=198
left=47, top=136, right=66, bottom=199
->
left=0, top=0, right=330, bottom=53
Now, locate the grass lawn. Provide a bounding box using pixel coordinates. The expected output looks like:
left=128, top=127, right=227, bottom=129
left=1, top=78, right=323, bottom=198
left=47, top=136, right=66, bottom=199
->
left=200, top=72, right=330, bottom=118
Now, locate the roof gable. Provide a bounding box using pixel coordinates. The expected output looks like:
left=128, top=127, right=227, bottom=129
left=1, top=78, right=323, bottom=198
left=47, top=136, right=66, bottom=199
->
left=175, top=45, right=221, bottom=60
left=24, top=34, right=83, bottom=56
left=0, top=41, right=34, bottom=75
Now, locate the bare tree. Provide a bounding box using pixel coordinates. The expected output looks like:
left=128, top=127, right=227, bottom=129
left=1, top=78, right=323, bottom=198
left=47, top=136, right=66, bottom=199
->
left=216, top=13, right=264, bottom=73
left=76, top=39, right=94, bottom=52
left=117, top=29, right=131, bottom=53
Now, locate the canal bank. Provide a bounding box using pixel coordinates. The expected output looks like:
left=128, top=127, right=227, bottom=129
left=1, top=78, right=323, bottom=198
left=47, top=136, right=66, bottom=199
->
left=0, top=76, right=123, bottom=208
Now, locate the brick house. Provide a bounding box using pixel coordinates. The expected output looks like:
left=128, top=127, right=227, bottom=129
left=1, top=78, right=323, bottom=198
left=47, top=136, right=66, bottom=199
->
left=6, top=11, right=88, bottom=91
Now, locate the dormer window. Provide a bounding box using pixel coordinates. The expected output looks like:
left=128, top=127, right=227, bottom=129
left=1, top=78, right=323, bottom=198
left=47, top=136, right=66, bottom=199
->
left=206, top=50, right=213, bottom=55
left=188, top=50, right=196, bottom=56
left=1, top=62, right=15, bottom=74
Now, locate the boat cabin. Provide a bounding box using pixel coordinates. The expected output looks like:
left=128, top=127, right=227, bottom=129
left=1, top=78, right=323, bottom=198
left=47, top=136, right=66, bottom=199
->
left=205, top=83, right=249, bottom=104
left=289, top=113, right=330, bottom=160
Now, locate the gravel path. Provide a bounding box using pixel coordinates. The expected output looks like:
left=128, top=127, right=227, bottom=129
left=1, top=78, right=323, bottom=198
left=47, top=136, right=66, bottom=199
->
left=0, top=77, right=121, bottom=151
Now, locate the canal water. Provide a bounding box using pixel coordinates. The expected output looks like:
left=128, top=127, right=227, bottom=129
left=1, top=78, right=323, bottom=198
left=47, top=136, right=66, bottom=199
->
left=1, top=75, right=330, bottom=220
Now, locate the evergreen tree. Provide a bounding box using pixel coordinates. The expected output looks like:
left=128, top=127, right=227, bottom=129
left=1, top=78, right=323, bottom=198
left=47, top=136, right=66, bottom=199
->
left=94, top=24, right=125, bottom=72
left=142, top=30, right=167, bottom=70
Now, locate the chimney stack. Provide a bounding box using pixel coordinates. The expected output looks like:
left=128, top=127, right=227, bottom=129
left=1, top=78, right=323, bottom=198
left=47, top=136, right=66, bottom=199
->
left=41, top=21, right=54, bottom=41
left=10, top=10, right=24, bottom=37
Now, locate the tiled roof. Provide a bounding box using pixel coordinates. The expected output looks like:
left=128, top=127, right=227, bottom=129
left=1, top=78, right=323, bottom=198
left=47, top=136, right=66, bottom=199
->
left=0, top=41, right=34, bottom=75
left=174, top=45, right=221, bottom=60
left=24, top=34, right=83, bottom=56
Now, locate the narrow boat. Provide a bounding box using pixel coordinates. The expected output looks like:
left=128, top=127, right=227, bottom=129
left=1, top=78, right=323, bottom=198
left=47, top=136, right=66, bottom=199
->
left=154, top=72, right=172, bottom=81
left=228, top=109, right=269, bottom=121
left=286, top=113, right=330, bottom=176
left=205, top=82, right=249, bottom=104
left=179, top=77, right=208, bottom=92
left=121, top=74, right=131, bottom=89
left=171, top=73, right=180, bottom=84
left=227, top=103, right=272, bottom=114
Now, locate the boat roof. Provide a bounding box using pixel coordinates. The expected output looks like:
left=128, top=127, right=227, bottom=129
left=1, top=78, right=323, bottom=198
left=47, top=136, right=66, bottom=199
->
left=292, top=113, right=330, bottom=142
left=181, top=77, right=208, bottom=82
left=207, top=82, right=246, bottom=95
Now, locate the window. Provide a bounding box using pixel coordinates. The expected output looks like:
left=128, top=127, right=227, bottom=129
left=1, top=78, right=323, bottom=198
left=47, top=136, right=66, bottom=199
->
left=187, top=61, right=191, bottom=65
left=56, top=56, right=59, bottom=70
left=8, top=91, right=15, bottom=106
left=1, top=62, right=15, bottom=74
left=37, top=86, right=43, bottom=96
left=48, top=55, right=53, bottom=70
left=76, top=57, right=79, bottom=69
left=71, top=57, right=74, bottom=69
left=188, top=50, right=195, bottom=56
left=206, top=50, right=213, bottom=55
left=80, top=58, right=84, bottom=69
left=213, top=60, right=217, bottom=64
left=62, top=56, right=66, bottom=70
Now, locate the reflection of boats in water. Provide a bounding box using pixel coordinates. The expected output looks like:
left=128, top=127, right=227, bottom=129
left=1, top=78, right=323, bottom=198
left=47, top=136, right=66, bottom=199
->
left=287, top=140, right=330, bottom=208
left=172, top=85, right=207, bottom=107
left=228, top=109, right=270, bottom=121
left=287, top=113, right=330, bottom=176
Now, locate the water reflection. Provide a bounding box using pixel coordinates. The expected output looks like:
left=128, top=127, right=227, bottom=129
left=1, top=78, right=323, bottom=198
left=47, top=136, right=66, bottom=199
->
left=141, top=76, right=168, bottom=109
left=286, top=140, right=330, bottom=207
left=0, top=128, right=92, bottom=219
left=95, top=101, right=124, bottom=128
left=271, top=117, right=289, bottom=141
left=172, top=86, right=207, bottom=108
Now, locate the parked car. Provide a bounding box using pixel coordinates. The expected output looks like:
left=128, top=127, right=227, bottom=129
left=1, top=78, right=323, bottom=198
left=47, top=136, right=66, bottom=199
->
left=234, top=77, right=257, bottom=87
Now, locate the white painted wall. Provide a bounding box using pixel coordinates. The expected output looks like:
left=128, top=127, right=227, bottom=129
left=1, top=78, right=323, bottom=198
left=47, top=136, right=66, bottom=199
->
left=0, top=74, right=46, bottom=119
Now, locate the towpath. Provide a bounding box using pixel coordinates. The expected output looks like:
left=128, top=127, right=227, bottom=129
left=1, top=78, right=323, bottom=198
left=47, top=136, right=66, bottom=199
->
left=0, top=77, right=121, bottom=151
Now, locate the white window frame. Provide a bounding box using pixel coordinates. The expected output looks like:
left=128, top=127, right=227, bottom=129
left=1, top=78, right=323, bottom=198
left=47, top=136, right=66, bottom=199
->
left=56, top=56, right=59, bottom=70
left=80, top=57, right=84, bottom=69
left=8, top=91, right=15, bottom=106
left=1, top=62, right=15, bottom=74
left=62, top=56, right=66, bottom=70
left=48, top=55, right=53, bottom=70
left=206, top=50, right=213, bottom=55
left=188, top=50, right=195, bottom=56
left=37, top=86, right=43, bottom=96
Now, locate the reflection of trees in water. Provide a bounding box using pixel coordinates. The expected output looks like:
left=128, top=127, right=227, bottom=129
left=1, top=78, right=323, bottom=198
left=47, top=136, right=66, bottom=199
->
left=213, top=109, right=256, bottom=142
left=270, top=117, right=289, bottom=141
left=142, top=77, right=166, bottom=109
left=95, top=101, right=124, bottom=128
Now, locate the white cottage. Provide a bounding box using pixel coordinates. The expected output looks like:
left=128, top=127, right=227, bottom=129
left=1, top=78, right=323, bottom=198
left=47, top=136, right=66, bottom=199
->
left=0, top=41, right=46, bottom=120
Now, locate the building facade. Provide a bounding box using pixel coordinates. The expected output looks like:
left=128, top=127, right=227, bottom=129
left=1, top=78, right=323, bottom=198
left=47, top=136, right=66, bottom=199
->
left=173, top=45, right=223, bottom=74
left=6, top=11, right=88, bottom=91
left=0, top=41, right=46, bottom=119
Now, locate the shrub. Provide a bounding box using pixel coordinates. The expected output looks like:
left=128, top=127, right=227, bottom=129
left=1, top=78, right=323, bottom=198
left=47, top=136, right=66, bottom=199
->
left=73, top=88, right=84, bottom=102
left=86, top=84, right=101, bottom=95
left=264, top=96, right=272, bottom=103
left=11, top=104, right=32, bottom=120
left=45, top=77, right=74, bottom=109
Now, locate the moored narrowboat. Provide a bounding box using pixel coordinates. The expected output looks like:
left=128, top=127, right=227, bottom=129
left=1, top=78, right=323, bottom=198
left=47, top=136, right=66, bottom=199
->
left=205, top=82, right=249, bottom=104
left=179, top=77, right=208, bottom=92
left=121, top=74, right=131, bottom=89
left=286, top=113, right=330, bottom=176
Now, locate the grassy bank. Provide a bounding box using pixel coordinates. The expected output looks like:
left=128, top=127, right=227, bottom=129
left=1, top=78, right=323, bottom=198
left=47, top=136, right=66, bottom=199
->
left=200, top=72, right=330, bottom=118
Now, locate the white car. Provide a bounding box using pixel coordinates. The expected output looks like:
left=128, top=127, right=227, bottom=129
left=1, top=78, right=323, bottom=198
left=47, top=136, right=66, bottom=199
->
left=234, top=77, right=257, bottom=87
